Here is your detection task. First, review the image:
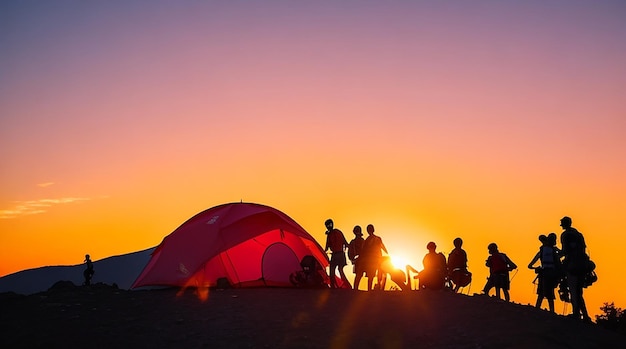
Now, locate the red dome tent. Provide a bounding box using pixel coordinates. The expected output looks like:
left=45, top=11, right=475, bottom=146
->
left=132, top=202, right=330, bottom=289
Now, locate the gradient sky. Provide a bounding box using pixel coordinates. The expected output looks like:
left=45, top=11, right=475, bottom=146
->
left=1, top=1, right=625, bottom=316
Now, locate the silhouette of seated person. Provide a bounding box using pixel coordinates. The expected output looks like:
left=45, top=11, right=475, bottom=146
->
left=447, top=237, right=471, bottom=292
left=378, top=256, right=410, bottom=291
left=290, top=255, right=327, bottom=288
left=417, top=242, right=447, bottom=290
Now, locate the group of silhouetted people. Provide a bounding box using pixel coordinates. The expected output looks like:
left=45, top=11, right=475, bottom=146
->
left=323, top=215, right=594, bottom=323
left=325, top=219, right=473, bottom=293
left=80, top=215, right=593, bottom=323
left=558, top=217, right=593, bottom=322
left=526, top=216, right=593, bottom=323
left=325, top=219, right=392, bottom=290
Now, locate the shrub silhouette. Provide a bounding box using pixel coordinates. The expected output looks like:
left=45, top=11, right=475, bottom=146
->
left=595, top=302, right=626, bottom=335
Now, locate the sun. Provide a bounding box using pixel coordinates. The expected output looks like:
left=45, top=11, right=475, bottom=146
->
left=389, top=254, right=409, bottom=270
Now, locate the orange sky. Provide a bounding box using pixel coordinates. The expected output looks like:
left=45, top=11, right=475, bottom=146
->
left=1, top=1, right=625, bottom=317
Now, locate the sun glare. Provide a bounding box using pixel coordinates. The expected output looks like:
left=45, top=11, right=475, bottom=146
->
left=390, top=255, right=408, bottom=270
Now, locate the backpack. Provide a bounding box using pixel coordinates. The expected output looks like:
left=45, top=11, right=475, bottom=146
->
left=347, top=238, right=363, bottom=261
left=539, top=246, right=561, bottom=270
left=347, top=243, right=356, bottom=260
left=583, top=259, right=598, bottom=288
left=489, top=253, right=508, bottom=273
left=584, top=270, right=598, bottom=288
left=563, top=229, right=589, bottom=273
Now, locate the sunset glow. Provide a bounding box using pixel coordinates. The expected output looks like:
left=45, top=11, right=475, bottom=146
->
left=389, top=255, right=409, bottom=272
left=1, top=0, right=625, bottom=317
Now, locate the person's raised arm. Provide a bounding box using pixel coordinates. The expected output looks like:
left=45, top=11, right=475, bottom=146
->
left=528, top=251, right=540, bottom=269
left=507, top=255, right=518, bottom=270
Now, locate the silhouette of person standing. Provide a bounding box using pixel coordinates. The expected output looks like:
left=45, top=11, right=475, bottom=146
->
left=484, top=243, right=517, bottom=301
left=348, top=225, right=366, bottom=290
left=324, top=219, right=351, bottom=289
left=361, top=224, right=388, bottom=291
left=447, top=237, right=471, bottom=293
left=418, top=242, right=447, bottom=290
left=83, top=254, right=94, bottom=286
left=528, top=234, right=561, bottom=313
left=559, top=216, right=591, bottom=322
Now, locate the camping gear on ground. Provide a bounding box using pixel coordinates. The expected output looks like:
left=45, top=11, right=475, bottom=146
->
left=132, top=202, right=330, bottom=289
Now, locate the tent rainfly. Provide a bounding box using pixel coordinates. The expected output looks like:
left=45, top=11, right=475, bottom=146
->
left=132, top=202, right=330, bottom=289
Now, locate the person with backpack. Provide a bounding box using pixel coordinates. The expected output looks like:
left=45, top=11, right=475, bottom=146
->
left=324, top=219, right=352, bottom=289
left=484, top=243, right=517, bottom=301
left=559, top=216, right=592, bottom=323
left=348, top=225, right=366, bottom=290
left=418, top=242, right=448, bottom=290
left=528, top=233, right=562, bottom=313
left=447, top=237, right=471, bottom=293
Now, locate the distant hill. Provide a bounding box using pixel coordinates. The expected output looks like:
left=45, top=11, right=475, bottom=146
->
left=0, top=248, right=154, bottom=294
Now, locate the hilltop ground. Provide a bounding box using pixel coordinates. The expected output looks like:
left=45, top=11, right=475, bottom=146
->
left=0, top=282, right=623, bottom=349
